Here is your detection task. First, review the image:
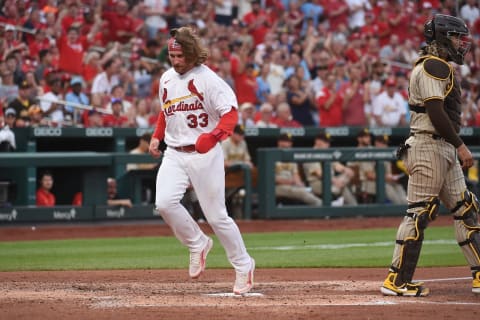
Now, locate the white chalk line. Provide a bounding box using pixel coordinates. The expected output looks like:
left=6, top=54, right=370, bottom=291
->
left=203, top=292, right=264, bottom=297
left=418, top=277, right=471, bottom=282
left=252, top=239, right=456, bottom=251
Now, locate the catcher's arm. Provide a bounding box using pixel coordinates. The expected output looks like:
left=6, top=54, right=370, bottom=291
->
left=425, top=99, right=473, bottom=168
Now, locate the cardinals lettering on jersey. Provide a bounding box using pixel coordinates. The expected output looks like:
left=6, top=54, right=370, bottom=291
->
left=162, top=79, right=205, bottom=114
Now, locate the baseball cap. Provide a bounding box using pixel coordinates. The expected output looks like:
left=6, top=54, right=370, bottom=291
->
left=385, top=78, right=396, bottom=86
left=4, top=108, right=16, bottom=117
left=422, top=1, right=432, bottom=9
left=278, top=132, right=293, bottom=142
left=111, top=98, right=122, bottom=105
left=70, top=76, right=83, bottom=86
left=357, top=128, right=370, bottom=137
left=19, top=80, right=31, bottom=89
left=375, top=135, right=389, bottom=144
left=5, top=24, right=15, bottom=32
left=233, top=124, right=245, bottom=135
left=239, top=102, right=254, bottom=112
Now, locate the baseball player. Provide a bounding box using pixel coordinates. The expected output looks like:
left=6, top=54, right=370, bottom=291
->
left=148, top=27, right=255, bottom=295
left=381, top=14, right=480, bottom=297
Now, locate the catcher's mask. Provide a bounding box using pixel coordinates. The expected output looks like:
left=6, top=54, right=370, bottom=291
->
left=424, top=14, right=472, bottom=65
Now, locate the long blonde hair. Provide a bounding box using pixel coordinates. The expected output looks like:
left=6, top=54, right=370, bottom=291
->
left=170, top=27, right=209, bottom=65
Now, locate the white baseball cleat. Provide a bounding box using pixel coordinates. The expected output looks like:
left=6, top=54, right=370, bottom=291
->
left=233, top=258, right=255, bottom=295
left=189, top=237, right=213, bottom=279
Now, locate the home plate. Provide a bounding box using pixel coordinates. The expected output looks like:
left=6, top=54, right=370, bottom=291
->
left=203, top=292, right=264, bottom=297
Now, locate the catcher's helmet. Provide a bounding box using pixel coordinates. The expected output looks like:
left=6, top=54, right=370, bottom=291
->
left=423, top=14, right=471, bottom=65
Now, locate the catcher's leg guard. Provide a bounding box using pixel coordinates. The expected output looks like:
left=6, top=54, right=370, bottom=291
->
left=452, top=190, right=480, bottom=293
left=382, top=197, right=439, bottom=297
left=397, top=197, right=440, bottom=284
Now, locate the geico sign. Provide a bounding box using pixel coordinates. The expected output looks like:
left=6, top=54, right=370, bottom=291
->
left=33, top=127, right=63, bottom=136
left=85, top=128, right=113, bottom=137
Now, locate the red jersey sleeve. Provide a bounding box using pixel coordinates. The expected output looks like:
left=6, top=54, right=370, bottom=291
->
left=152, top=111, right=166, bottom=140
left=215, top=107, right=238, bottom=137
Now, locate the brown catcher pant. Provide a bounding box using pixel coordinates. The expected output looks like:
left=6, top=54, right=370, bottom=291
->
left=391, top=134, right=480, bottom=277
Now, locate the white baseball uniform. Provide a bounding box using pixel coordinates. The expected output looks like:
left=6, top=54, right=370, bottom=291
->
left=155, top=64, right=252, bottom=273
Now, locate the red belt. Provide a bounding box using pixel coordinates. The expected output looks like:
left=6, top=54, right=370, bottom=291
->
left=172, top=145, right=196, bottom=153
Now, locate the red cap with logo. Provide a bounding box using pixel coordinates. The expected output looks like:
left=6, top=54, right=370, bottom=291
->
left=385, top=78, right=396, bottom=87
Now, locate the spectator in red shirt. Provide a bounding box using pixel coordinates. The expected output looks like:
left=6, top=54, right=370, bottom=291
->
left=84, top=109, right=105, bottom=128
left=57, top=26, right=85, bottom=76
left=36, top=171, right=56, bottom=207
left=321, top=0, right=349, bottom=32
left=243, top=0, right=271, bottom=46
left=317, top=73, right=343, bottom=127
left=284, top=1, right=304, bottom=36
left=344, top=33, right=364, bottom=63
left=0, top=0, right=20, bottom=26
left=359, top=12, right=377, bottom=39
left=387, top=1, right=415, bottom=44
left=375, top=7, right=393, bottom=48
left=101, top=0, right=138, bottom=44
left=1, top=25, right=24, bottom=59
left=412, top=2, right=435, bottom=44
left=339, top=63, right=368, bottom=126
left=29, top=26, right=52, bottom=60
left=274, top=102, right=302, bottom=128
left=234, top=63, right=258, bottom=106
left=102, top=98, right=131, bottom=127
left=58, top=2, right=84, bottom=35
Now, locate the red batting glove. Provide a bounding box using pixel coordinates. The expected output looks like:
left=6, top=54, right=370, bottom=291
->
left=195, top=128, right=226, bottom=154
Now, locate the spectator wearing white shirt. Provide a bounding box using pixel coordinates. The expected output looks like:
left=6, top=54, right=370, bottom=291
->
left=346, top=0, right=370, bottom=31
left=371, top=78, right=407, bottom=127
left=90, top=57, right=122, bottom=106
left=266, top=50, right=286, bottom=95
left=460, top=0, right=480, bottom=27
left=39, top=77, right=65, bottom=125
left=0, top=109, right=16, bottom=151
left=238, top=102, right=256, bottom=128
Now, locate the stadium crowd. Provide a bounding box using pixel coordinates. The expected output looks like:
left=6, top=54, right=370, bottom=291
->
left=0, top=0, right=480, bottom=131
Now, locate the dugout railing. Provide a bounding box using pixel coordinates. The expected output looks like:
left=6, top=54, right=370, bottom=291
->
left=1, top=147, right=479, bottom=223
left=256, top=147, right=480, bottom=219
left=1, top=126, right=480, bottom=223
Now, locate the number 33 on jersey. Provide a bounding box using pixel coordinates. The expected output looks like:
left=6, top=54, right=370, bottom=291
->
left=159, top=66, right=238, bottom=147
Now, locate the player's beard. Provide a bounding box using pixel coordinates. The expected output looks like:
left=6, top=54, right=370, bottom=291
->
left=173, top=62, right=195, bottom=75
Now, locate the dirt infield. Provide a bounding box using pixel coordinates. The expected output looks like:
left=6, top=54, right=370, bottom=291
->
left=1, top=215, right=479, bottom=320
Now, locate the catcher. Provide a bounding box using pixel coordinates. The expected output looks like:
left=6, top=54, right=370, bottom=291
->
left=381, top=14, right=480, bottom=297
